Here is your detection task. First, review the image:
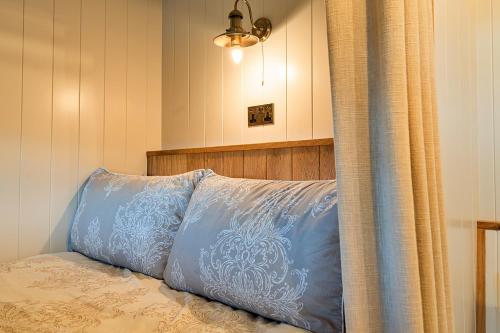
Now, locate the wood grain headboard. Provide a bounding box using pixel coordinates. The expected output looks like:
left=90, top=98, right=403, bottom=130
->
left=146, top=139, right=335, bottom=180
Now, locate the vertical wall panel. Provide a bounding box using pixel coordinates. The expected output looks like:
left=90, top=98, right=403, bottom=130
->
left=104, top=0, right=127, bottom=171
left=206, top=152, right=224, bottom=174
left=444, top=0, right=478, bottom=332
left=50, top=0, right=81, bottom=252
left=79, top=0, right=105, bottom=184
left=319, top=145, right=335, bottom=180
left=162, top=0, right=175, bottom=147
left=494, top=0, right=500, bottom=220
left=187, top=153, right=205, bottom=170
left=156, top=155, right=172, bottom=175
left=438, top=0, right=466, bottom=330
left=292, top=146, right=319, bottom=180
left=171, top=154, right=188, bottom=174
left=463, top=1, right=478, bottom=328
left=477, top=0, right=495, bottom=221
left=204, top=0, right=223, bottom=146
left=223, top=151, right=244, bottom=177
left=171, top=0, right=190, bottom=148
left=493, top=0, right=500, bottom=328
left=477, top=0, right=498, bottom=330
left=188, top=0, right=206, bottom=147
left=241, top=0, right=265, bottom=144
left=243, top=150, right=267, bottom=179
left=266, top=149, right=292, bottom=180
left=126, top=0, right=148, bottom=174
left=0, top=0, right=23, bottom=261
left=146, top=0, right=162, bottom=152
left=436, top=0, right=478, bottom=331
left=312, top=0, right=333, bottom=139
left=286, top=0, right=312, bottom=140
left=19, top=0, right=54, bottom=257
left=261, top=0, right=287, bottom=143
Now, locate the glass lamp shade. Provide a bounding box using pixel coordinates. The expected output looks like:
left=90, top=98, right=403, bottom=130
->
left=231, top=46, right=243, bottom=64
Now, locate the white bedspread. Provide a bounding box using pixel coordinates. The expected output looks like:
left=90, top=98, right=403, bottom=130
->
left=0, top=252, right=307, bottom=333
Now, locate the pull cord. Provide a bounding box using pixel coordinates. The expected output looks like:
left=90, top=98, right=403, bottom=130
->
left=261, top=42, right=265, bottom=86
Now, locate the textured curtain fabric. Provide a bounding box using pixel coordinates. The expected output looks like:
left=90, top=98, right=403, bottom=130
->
left=324, top=0, right=454, bottom=332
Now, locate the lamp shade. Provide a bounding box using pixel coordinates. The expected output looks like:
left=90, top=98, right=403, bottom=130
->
left=213, top=9, right=259, bottom=48
left=213, top=32, right=259, bottom=48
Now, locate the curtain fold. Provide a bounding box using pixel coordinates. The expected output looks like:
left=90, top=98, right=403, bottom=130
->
left=324, top=0, right=454, bottom=331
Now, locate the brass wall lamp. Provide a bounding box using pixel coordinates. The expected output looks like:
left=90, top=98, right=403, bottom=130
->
left=213, top=0, right=272, bottom=65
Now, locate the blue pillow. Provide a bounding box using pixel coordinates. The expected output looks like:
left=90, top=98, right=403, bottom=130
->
left=70, top=168, right=207, bottom=278
left=164, top=172, right=342, bottom=332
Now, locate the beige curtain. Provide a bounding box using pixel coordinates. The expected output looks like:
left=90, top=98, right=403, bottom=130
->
left=324, top=0, right=454, bottom=332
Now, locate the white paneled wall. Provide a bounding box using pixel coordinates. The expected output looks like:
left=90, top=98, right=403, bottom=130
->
left=0, top=0, right=162, bottom=262
left=162, top=0, right=333, bottom=149
left=477, top=0, right=500, bottom=331
left=435, top=0, right=478, bottom=332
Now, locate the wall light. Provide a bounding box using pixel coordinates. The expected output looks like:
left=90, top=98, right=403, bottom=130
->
left=213, top=0, right=272, bottom=65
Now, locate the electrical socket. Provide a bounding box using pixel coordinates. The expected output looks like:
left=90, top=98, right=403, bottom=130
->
left=248, top=103, right=274, bottom=127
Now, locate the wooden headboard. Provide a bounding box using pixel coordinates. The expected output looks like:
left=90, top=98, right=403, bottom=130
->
left=146, top=138, right=335, bottom=180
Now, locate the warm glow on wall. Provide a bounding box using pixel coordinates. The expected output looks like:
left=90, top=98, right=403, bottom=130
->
left=279, top=64, right=296, bottom=81
left=56, top=88, right=79, bottom=112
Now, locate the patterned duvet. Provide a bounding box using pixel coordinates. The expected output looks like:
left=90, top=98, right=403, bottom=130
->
left=0, top=252, right=307, bottom=333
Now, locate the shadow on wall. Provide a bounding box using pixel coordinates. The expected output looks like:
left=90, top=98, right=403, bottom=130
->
left=271, top=0, right=309, bottom=28
left=234, top=0, right=310, bottom=31
left=49, top=189, right=79, bottom=254
left=0, top=5, right=81, bottom=68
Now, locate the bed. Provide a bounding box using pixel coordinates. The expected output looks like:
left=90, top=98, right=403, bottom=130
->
left=0, top=139, right=338, bottom=333
left=0, top=252, right=306, bottom=333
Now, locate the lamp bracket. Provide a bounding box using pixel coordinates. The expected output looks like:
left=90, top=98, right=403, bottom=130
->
left=252, top=17, right=272, bottom=42
left=234, top=0, right=272, bottom=42
left=234, top=0, right=255, bottom=26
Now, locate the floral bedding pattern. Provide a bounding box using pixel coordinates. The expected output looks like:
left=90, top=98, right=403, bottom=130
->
left=70, top=168, right=206, bottom=279
left=0, top=252, right=306, bottom=333
left=165, top=174, right=342, bottom=333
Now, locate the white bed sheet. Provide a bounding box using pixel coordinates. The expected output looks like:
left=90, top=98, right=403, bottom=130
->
left=0, top=252, right=308, bottom=333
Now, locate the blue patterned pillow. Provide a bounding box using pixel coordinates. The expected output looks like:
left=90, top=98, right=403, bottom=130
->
left=164, top=172, right=342, bottom=333
left=69, top=168, right=207, bottom=279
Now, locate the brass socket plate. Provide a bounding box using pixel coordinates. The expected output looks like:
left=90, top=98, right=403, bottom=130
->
left=248, top=103, right=274, bottom=127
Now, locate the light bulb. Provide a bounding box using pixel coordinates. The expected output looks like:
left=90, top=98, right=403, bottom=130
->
left=231, top=46, right=243, bottom=64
